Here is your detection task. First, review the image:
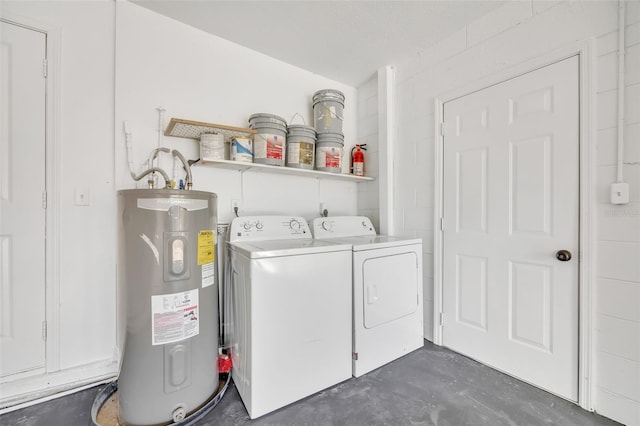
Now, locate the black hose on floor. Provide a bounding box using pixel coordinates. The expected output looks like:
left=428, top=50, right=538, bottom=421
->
left=90, top=372, right=232, bottom=426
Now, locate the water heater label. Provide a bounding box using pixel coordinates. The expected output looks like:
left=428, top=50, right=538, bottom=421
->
left=202, top=262, right=215, bottom=288
left=151, top=289, right=199, bottom=345
left=197, top=230, right=215, bottom=265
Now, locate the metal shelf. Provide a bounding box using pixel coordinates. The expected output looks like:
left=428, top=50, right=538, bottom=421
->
left=195, top=159, right=374, bottom=182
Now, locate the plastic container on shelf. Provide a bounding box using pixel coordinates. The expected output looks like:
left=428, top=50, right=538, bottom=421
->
left=249, top=113, right=287, bottom=167
left=315, top=131, right=344, bottom=173
left=200, top=133, right=225, bottom=161
left=230, top=136, right=253, bottom=163
left=313, top=89, right=345, bottom=134
left=286, top=124, right=316, bottom=170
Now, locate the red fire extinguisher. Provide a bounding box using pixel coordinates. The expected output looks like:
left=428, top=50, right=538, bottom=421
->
left=351, top=144, right=366, bottom=176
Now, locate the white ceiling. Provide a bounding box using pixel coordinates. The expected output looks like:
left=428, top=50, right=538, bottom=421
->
left=132, top=1, right=507, bottom=86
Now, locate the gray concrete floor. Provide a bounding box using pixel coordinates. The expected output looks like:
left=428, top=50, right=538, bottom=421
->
left=1, top=341, right=620, bottom=426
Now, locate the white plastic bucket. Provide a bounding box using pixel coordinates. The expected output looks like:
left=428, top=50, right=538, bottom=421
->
left=249, top=113, right=287, bottom=167
left=315, top=132, right=344, bottom=173
left=230, top=136, right=253, bottom=163
left=313, top=89, right=345, bottom=134
left=286, top=124, right=316, bottom=170
left=200, top=133, right=225, bottom=161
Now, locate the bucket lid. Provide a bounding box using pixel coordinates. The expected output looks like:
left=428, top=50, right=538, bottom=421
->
left=248, top=113, right=287, bottom=128
left=317, top=131, right=344, bottom=138
left=287, top=124, right=317, bottom=136
left=316, top=131, right=344, bottom=145
left=313, top=89, right=345, bottom=103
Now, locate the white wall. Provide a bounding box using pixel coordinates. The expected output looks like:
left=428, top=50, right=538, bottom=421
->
left=356, top=75, right=380, bottom=228
left=388, top=1, right=640, bottom=424
left=115, top=1, right=359, bottom=225
left=1, top=1, right=117, bottom=375
left=0, top=0, right=360, bottom=403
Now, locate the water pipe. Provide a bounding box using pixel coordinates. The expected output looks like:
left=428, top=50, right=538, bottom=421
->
left=172, top=149, right=193, bottom=190
left=147, top=147, right=171, bottom=170
left=123, top=121, right=171, bottom=188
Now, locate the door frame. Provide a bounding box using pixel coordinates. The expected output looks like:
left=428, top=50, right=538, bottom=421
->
left=433, top=40, right=595, bottom=410
left=0, top=13, right=62, bottom=375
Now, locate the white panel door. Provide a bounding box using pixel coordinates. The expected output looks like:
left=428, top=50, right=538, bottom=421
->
left=0, top=21, right=47, bottom=378
left=442, top=56, right=579, bottom=401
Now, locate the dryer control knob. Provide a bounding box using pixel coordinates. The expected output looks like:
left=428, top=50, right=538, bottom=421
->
left=255, top=221, right=263, bottom=230
left=243, top=222, right=251, bottom=231
left=322, top=221, right=332, bottom=231
left=289, top=219, right=301, bottom=230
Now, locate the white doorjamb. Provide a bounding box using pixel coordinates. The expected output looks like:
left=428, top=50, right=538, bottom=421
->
left=433, top=39, right=595, bottom=410
left=0, top=12, right=61, bottom=376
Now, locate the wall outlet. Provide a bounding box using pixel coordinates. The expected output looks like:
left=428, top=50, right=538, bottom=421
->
left=610, top=182, right=629, bottom=205
left=320, top=202, right=328, bottom=217
left=231, top=199, right=241, bottom=214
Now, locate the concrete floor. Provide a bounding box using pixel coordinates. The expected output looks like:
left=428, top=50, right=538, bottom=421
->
left=1, top=341, right=620, bottom=426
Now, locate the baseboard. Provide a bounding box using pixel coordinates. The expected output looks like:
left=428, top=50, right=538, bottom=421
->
left=0, top=359, right=118, bottom=413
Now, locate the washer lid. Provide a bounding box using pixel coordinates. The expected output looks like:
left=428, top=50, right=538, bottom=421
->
left=228, top=238, right=351, bottom=258
left=321, top=235, right=422, bottom=251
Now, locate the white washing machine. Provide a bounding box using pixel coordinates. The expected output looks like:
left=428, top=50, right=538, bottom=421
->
left=226, top=216, right=352, bottom=419
left=312, top=216, right=424, bottom=377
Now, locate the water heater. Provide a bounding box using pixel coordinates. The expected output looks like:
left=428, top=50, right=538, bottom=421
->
left=117, top=189, right=218, bottom=425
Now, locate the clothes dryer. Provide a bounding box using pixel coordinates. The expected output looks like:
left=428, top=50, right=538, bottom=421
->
left=312, top=216, right=424, bottom=377
left=226, top=216, right=352, bottom=418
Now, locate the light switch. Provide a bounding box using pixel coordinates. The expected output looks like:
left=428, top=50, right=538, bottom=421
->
left=74, top=187, right=90, bottom=206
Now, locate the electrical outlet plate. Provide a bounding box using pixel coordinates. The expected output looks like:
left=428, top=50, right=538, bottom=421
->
left=320, top=202, right=327, bottom=216
left=610, top=182, right=629, bottom=205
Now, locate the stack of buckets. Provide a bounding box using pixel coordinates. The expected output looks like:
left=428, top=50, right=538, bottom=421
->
left=249, top=113, right=287, bottom=166
left=313, top=89, right=345, bottom=173
left=247, top=88, right=345, bottom=173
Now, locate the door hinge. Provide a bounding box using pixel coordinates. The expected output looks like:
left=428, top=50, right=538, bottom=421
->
left=42, top=321, right=47, bottom=341
left=42, top=190, right=47, bottom=209
left=439, top=312, right=444, bottom=326
left=43, top=58, right=48, bottom=78
left=352, top=352, right=358, bottom=361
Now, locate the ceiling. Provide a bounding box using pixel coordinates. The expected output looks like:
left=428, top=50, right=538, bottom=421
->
left=132, top=1, right=507, bottom=86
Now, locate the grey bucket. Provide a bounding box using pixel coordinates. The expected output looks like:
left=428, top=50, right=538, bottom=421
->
left=286, top=124, right=316, bottom=170
left=249, top=113, right=287, bottom=166
left=315, top=131, right=344, bottom=173
left=313, top=89, right=345, bottom=134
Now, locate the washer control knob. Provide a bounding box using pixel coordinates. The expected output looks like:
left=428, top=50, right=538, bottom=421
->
left=255, top=221, right=263, bottom=230
left=243, top=222, right=251, bottom=231
left=322, top=221, right=332, bottom=231
left=289, top=219, right=301, bottom=230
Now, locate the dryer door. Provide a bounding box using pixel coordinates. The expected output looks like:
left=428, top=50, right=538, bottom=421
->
left=359, top=251, right=419, bottom=329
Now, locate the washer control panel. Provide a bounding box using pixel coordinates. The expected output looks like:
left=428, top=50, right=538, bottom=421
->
left=230, top=216, right=311, bottom=242
left=312, top=216, right=376, bottom=238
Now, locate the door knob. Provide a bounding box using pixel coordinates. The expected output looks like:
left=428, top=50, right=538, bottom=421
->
left=556, top=250, right=572, bottom=262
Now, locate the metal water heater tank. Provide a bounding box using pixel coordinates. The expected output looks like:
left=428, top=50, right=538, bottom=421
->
left=117, top=189, right=218, bottom=426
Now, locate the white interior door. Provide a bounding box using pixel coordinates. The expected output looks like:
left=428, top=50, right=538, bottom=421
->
left=0, top=21, right=47, bottom=378
left=442, top=56, right=579, bottom=401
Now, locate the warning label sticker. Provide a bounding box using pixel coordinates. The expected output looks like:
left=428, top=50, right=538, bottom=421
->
left=197, top=230, right=215, bottom=265
left=202, top=262, right=215, bottom=288
left=266, top=135, right=284, bottom=160
left=151, top=289, right=199, bottom=346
